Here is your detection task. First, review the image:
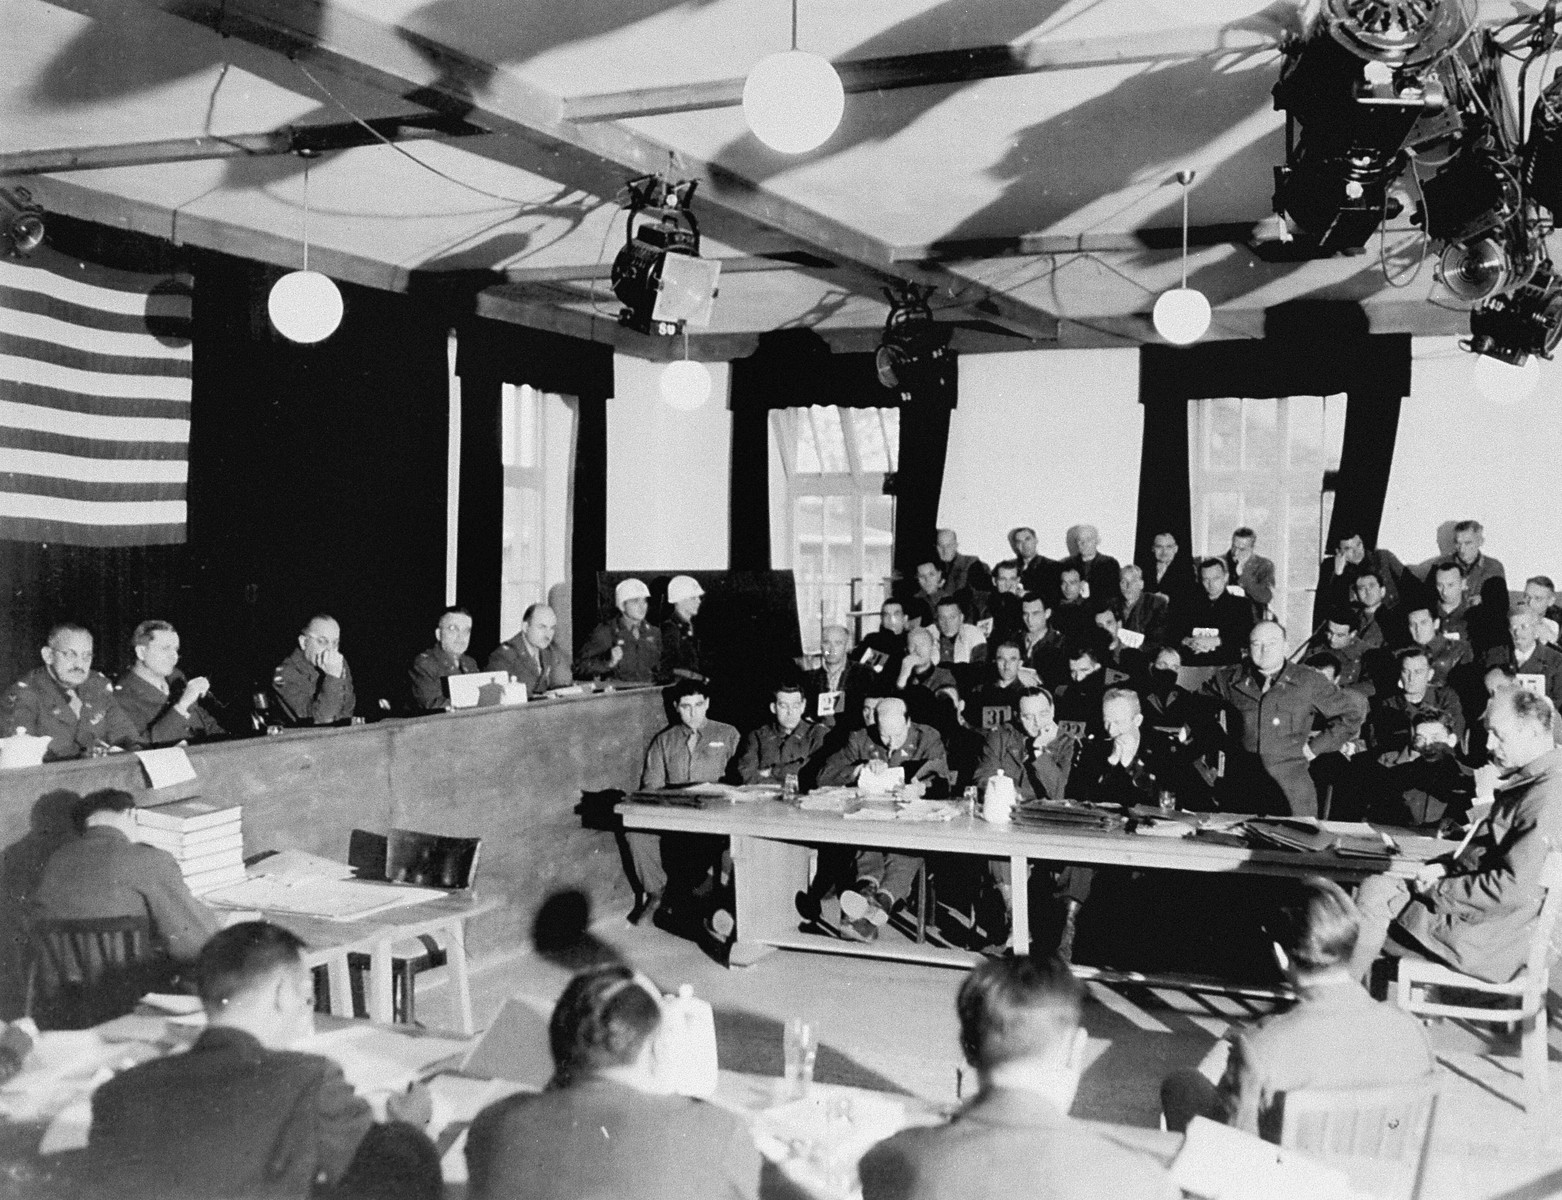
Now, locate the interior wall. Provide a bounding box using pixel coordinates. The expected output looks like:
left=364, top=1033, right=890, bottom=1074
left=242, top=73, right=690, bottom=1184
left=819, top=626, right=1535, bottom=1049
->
left=605, top=354, right=732, bottom=571
left=1379, top=336, right=1562, bottom=588
left=938, top=348, right=1142, bottom=568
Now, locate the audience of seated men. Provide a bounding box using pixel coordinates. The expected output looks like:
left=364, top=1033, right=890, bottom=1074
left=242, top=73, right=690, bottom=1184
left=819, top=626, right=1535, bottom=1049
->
left=1199, top=621, right=1364, bottom=817
left=1141, top=646, right=1199, bottom=733
left=734, top=681, right=829, bottom=787
left=84, top=921, right=438, bottom=1200
left=1406, top=603, right=1473, bottom=687
left=906, top=558, right=959, bottom=627
left=1017, top=593, right=1069, bottom=690
left=973, top=687, right=1078, bottom=806
left=1053, top=640, right=1121, bottom=739
left=1352, top=687, right=1562, bottom=984
left=1141, top=531, right=1201, bottom=626
left=407, top=607, right=478, bottom=713
left=627, top=679, right=738, bottom=935
left=857, top=599, right=911, bottom=679
left=996, top=525, right=1059, bottom=606
left=1522, top=574, right=1561, bottom=643
left=271, top=614, right=356, bottom=726
left=1351, top=567, right=1407, bottom=651
left=487, top=603, right=573, bottom=696
left=1073, top=688, right=1208, bottom=811
left=985, top=562, right=1027, bottom=646
left=1221, top=526, right=1275, bottom=619
left=465, top=964, right=762, bottom=1200
left=1092, top=608, right=1151, bottom=687
left=1314, top=530, right=1408, bottom=628
left=968, top=642, right=1029, bottom=731
left=859, top=955, right=1176, bottom=1200
left=1313, top=608, right=1378, bottom=695
left=1059, top=525, right=1120, bottom=607
left=1430, top=558, right=1506, bottom=659
left=1174, top=558, right=1253, bottom=668
left=1113, top=564, right=1170, bottom=653
left=1450, top=518, right=1506, bottom=606
left=930, top=595, right=988, bottom=675
left=1369, top=717, right=1475, bottom=831
left=817, top=697, right=949, bottom=941
left=1049, top=566, right=1100, bottom=645
left=935, top=527, right=992, bottom=600
left=1160, top=877, right=1434, bottom=1144
left=893, top=626, right=962, bottom=737
left=804, top=623, right=876, bottom=726
left=1, top=623, right=138, bottom=760
left=1365, top=646, right=1466, bottom=760
left=659, top=574, right=706, bottom=684
left=577, top=578, right=662, bottom=684
left=114, top=619, right=224, bottom=747
left=1491, top=604, right=1562, bottom=709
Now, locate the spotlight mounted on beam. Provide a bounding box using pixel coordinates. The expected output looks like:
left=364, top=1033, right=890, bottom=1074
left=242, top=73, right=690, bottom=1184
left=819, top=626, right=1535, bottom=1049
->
left=875, top=286, right=953, bottom=402
left=0, top=187, right=45, bottom=256
left=610, top=176, right=722, bottom=336
left=1464, top=259, right=1562, bottom=367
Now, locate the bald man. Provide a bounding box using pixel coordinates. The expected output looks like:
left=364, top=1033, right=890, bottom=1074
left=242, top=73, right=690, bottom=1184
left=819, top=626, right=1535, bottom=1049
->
left=1199, top=621, right=1363, bottom=817
left=804, top=624, right=875, bottom=726
left=271, top=615, right=356, bottom=726
left=408, top=608, right=479, bottom=713
left=489, top=604, right=573, bottom=696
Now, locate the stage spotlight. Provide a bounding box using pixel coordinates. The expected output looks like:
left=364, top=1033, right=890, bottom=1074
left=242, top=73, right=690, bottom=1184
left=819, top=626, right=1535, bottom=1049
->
left=1417, top=135, right=1521, bottom=245
left=875, top=288, right=953, bottom=402
left=1266, top=0, right=1475, bottom=258
left=611, top=177, right=722, bottom=336
left=0, top=187, right=45, bottom=256
left=1524, top=66, right=1562, bottom=215
left=1465, top=259, right=1562, bottom=366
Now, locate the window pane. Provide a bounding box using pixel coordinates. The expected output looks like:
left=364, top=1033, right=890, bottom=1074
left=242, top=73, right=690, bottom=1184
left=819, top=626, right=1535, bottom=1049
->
left=1241, top=399, right=1279, bottom=473
left=1203, top=492, right=1242, bottom=557
left=848, top=409, right=890, bottom=472
left=518, top=386, right=539, bottom=469
left=881, top=408, right=900, bottom=472
left=1287, top=498, right=1325, bottom=641
left=1286, top=395, right=1324, bottom=467
left=811, top=407, right=849, bottom=472
left=795, top=411, right=822, bottom=473
left=501, top=484, right=543, bottom=636
left=1206, top=397, right=1242, bottom=470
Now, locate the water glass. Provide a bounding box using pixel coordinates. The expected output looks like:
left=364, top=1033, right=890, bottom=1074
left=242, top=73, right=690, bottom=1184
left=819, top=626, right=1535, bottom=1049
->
left=783, top=1017, right=817, bottom=1098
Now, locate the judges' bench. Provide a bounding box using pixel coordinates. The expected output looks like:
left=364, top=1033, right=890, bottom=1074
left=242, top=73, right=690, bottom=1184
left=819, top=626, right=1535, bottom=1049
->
left=0, top=687, right=666, bottom=1018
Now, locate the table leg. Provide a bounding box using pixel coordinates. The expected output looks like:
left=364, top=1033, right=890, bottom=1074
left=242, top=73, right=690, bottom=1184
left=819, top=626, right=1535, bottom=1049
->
left=730, top=833, right=812, bottom=969
left=444, top=917, right=474, bottom=1036
left=369, top=939, right=394, bottom=1024
left=1009, top=855, right=1030, bottom=956
left=326, top=954, right=354, bottom=1018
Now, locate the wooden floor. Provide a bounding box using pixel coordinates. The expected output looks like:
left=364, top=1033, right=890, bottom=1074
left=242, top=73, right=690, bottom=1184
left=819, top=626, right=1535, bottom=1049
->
left=415, top=916, right=1562, bottom=1200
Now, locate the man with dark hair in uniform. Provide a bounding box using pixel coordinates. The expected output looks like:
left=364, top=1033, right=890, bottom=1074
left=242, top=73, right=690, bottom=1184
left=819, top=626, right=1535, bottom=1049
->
left=735, top=682, right=829, bottom=787
left=2, top=623, right=139, bottom=760
left=271, top=614, right=356, bottom=725
left=489, top=603, right=573, bottom=696
left=577, top=578, right=662, bottom=683
left=115, top=620, right=225, bottom=747
left=408, top=607, right=479, bottom=713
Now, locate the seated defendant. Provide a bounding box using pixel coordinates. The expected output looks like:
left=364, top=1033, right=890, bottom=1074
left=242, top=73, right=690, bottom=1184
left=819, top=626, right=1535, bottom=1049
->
left=488, top=603, right=573, bottom=696
left=734, top=681, right=829, bottom=786
left=1, top=622, right=138, bottom=760
left=576, top=578, right=662, bottom=684
left=84, top=921, right=438, bottom=1200
left=271, top=614, right=356, bottom=726
left=114, top=619, right=225, bottom=748
left=407, top=607, right=479, bottom=713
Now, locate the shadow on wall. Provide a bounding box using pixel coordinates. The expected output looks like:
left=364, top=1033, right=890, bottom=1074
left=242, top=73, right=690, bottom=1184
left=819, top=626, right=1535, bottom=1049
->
left=530, top=889, right=624, bottom=973
left=0, top=789, right=82, bottom=1018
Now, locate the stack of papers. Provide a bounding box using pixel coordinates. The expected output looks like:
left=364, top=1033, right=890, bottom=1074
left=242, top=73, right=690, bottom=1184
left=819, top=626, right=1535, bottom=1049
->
left=798, top=788, right=858, bottom=813
left=202, top=876, right=447, bottom=921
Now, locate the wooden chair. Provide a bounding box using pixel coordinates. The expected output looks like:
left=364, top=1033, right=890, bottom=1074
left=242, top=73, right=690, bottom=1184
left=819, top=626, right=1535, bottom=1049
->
left=26, top=915, right=159, bottom=1030
left=1279, top=1078, right=1439, bottom=1200
left=1393, top=850, right=1562, bottom=1111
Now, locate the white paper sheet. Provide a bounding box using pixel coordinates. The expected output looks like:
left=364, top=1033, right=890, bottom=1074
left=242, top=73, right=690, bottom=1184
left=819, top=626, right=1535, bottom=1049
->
left=135, top=746, right=197, bottom=789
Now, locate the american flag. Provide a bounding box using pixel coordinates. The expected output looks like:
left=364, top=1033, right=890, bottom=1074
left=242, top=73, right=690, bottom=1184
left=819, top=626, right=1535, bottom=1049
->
left=0, top=246, right=191, bottom=547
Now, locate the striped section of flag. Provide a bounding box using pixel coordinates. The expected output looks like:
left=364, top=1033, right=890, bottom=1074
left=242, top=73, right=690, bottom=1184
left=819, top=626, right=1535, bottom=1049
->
left=0, top=247, right=191, bottom=546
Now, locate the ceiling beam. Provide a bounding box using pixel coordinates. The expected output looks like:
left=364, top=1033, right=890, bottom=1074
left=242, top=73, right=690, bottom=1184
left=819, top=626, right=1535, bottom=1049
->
left=0, top=114, right=487, bottom=176
left=84, top=0, right=1060, bottom=343
left=892, top=223, right=1263, bottom=263
left=563, top=25, right=1285, bottom=123
left=500, top=255, right=832, bottom=285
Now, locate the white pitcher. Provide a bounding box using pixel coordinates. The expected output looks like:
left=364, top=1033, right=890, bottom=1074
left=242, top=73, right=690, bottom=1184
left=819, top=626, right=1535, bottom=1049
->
left=982, top=771, right=1016, bottom=824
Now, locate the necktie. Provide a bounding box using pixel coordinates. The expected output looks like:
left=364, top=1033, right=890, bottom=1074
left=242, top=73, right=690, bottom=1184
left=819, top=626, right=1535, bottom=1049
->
left=686, top=731, right=699, bottom=775
left=67, top=689, right=83, bottom=718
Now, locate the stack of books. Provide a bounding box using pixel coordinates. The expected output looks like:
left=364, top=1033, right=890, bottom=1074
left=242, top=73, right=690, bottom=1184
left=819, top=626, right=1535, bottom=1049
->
left=135, top=798, right=245, bottom=895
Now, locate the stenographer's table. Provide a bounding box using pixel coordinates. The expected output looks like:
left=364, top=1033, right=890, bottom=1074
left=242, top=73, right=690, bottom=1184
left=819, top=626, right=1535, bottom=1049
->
left=258, top=893, right=499, bottom=1033
left=620, top=799, right=1434, bottom=978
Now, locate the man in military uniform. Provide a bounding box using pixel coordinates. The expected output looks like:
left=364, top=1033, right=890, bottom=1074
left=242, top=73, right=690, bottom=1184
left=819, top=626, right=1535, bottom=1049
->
left=734, top=682, right=829, bottom=787
left=115, top=620, right=225, bottom=747
left=659, top=575, right=706, bottom=684
left=407, top=608, right=479, bottom=713
left=973, top=688, right=1078, bottom=804
left=488, top=603, right=573, bottom=696
left=2, top=623, right=138, bottom=760
left=271, top=614, right=356, bottom=726
left=1199, top=621, right=1363, bottom=817
left=576, top=578, right=661, bottom=684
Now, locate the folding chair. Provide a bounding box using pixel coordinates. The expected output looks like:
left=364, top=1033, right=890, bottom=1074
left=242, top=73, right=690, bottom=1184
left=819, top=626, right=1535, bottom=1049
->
left=26, top=914, right=159, bottom=1030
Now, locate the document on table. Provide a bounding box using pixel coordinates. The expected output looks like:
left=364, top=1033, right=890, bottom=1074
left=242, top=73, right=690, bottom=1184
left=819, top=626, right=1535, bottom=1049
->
left=1171, top=1115, right=1355, bottom=1199
left=136, top=746, right=197, bottom=790
left=296, top=1026, right=469, bottom=1113
left=201, top=876, right=447, bottom=920
left=250, top=848, right=359, bottom=881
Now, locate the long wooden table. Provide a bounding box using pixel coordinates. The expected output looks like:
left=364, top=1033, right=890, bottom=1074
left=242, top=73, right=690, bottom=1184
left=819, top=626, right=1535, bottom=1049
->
left=620, top=799, right=1435, bottom=977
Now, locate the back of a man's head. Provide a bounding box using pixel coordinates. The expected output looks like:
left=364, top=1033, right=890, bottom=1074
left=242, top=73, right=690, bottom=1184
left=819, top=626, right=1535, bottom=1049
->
left=957, top=955, right=1083, bottom=1073
left=548, top=964, right=663, bottom=1088
left=197, top=921, right=305, bottom=1008
left=1267, top=876, right=1359, bottom=976
left=72, top=788, right=136, bottom=835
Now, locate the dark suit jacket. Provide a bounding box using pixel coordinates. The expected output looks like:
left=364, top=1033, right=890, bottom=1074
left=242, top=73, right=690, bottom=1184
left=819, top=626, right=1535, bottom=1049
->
left=114, top=669, right=225, bottom=747
left=973, top=724, right=1077, bottom=802
left=86, top=1026, right=376, bottom=1199
left=465, top=1076, right=762, bottom=1200
left=860, top=1086, right=1176, bottom=1200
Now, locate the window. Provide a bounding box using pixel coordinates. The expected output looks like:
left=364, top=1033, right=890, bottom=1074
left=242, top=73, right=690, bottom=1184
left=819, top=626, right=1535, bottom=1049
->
left=771, top=406, right=898, bottom=654
left=500, top=384, right=572, bottom=640
left=1189, top=395, right=1346, bottom=643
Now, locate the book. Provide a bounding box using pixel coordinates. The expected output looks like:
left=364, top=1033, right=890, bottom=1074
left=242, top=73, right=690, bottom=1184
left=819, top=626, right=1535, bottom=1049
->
left=146, top=830, right=243, bottom=860
left=136, top=821, right=242, bottom=852
left=185, top=863, right=248, bottom=895
left=177, top=844, right=245, bottom=877
left=135, top=798, right=242, bottom=833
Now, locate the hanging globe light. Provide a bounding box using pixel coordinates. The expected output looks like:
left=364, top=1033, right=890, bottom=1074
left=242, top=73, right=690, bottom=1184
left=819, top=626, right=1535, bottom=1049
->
left=743, top=50, right=845, bottom=154
left=269, top=158, right=343, bottom=343
left=1152, top=170, right=1213, bottom=346
left=660, top=358, right=713, bottom=411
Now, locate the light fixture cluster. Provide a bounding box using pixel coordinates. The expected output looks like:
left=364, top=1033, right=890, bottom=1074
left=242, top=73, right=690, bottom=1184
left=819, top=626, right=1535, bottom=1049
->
left=1265, top=0, right=1562, bottom=368
left=876, top=287, right=953, bottom=401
